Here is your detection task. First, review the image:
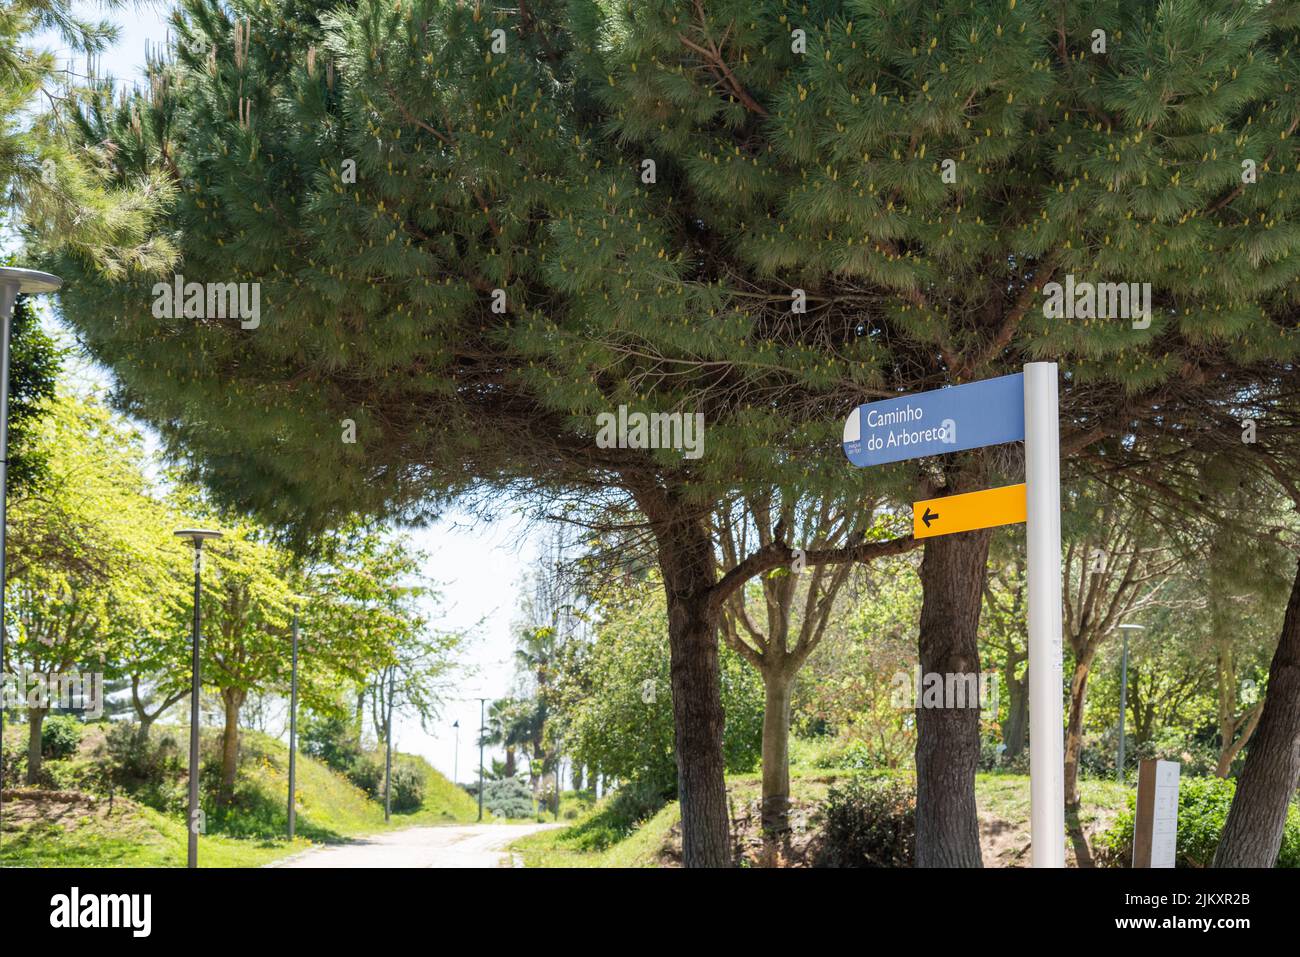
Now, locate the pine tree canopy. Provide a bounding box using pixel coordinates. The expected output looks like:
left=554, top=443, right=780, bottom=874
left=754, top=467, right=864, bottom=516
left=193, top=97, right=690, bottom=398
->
left=49, top=0, right=1300, bottom=536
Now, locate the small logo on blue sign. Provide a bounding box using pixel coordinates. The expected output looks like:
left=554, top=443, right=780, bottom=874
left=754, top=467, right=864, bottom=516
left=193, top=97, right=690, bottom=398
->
left=843, top=373, right=1026, bottom=468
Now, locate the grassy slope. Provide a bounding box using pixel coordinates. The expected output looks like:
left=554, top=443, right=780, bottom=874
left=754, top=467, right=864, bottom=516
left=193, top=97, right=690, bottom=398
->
left=0, top=724, right=479, bottom=867
left=511, top=770, right=1133, bottom=868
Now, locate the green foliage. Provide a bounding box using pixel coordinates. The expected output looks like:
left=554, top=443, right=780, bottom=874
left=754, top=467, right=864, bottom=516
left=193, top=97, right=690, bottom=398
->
left=51, top=0, right=1300, bottom=547
left=468, top=776, right=535, bottom=819
left=559, top=576, right=763, bottom=796
left=300, top=710, right=362, bottom=773
left=978, top=739, right=1030, bottom=775
left=816, top=738, right=906, bottom=773
left=39, top=713, right=82, bottom=760
left=0, top=284, right=62, bottom=494
left=97, top=722, right=187, bottom=812
left=339, top=753, right=423, bottom=811
left=1097, top=776, right=1300, bottom=868
left=536, top=780, right=668, bottom=854
left=816, top=774, right=916, bottom=868
left=1, top=1, right=176, bottom=271
left=389, top=762, right=424, bottom=813
left=345, top=753, right=384, bottom=799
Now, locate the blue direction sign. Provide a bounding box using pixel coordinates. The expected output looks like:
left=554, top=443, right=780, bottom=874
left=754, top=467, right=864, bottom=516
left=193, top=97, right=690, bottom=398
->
left=843, top=373, right=1025, bottom=467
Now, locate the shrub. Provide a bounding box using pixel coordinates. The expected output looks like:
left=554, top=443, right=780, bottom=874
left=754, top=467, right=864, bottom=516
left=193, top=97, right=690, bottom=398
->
left=550, top=778, right=669, bottom=852
left=41, top=713, right=82, bottom=761
left=347, top=754, right=384, bottom=799
left=37, top=759, right=85, bottom=791
left=465, top=777, right=534, bottom=818
left=815, top=774, right=915, bottom=867
left=390, top=763, right=424, bottom=812
left=97, top=722, right=186, bottom=812
left=978, top=739, right=1030, bottom=774
left=1096, top=775, right=1300, bottom=868
left=300, top=712, right=362, bottom=774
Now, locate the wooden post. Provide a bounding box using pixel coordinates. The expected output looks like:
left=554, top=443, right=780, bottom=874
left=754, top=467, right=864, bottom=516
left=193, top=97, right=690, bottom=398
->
left=1133, top=759, right=1180, bottom=868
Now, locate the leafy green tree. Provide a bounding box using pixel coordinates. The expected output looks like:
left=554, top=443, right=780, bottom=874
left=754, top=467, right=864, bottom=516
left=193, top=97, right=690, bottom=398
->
left=560, top=575, right=764, bottom=797
left=5, top=392, right=176, bottom=781
left=0, top=279, right=61, bottom=494
left=53, top=0, right=1300, bottom=864
left=341, top=538, right=464, bottom=741
left=795, top=552, right=922, bottom=771
left=175, top=514, right=297, bottom=806
left=1059, top=479, right=1179, bottom=806
left=716, top=491, right=905, bottom=831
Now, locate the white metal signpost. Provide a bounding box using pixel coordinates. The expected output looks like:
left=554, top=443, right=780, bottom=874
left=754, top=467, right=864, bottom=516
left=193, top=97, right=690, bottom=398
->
left=843, top=361, right=1065, bottom=867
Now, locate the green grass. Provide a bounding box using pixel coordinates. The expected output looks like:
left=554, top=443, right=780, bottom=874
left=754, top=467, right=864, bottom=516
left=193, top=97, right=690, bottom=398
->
left=0, top=797, right=308, bottom=867
left=1, top=722, right=478, bottom=867
left=975, top=772, right=1129, bottom=830
left=512, top=797, right=680, bottom=868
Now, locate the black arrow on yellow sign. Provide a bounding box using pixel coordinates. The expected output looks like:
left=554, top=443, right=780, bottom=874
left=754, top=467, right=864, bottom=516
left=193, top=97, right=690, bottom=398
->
left=913, top=483, right=1027, bottom=539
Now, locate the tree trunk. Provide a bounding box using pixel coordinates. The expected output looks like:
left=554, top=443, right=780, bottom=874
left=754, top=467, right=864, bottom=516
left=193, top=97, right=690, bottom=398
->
left=218, top=687, right=246, bottom=807
left=25, top=707, right=47, bottom=784
left=1002, top=665, right=1029, bottom=759
left=1213, top=641, right=1262, bottom=778
left=504, top=745, right=516, bottom=779
left=647, top=499, right=731, bottom=868
left=915, top=527, right=991, bottom=867
left=1063, top=647, right=1097, bottom=807
left=760, top=669, right=794, bottom=832
left=1214, top=558, right=1300, bottom=867
left=133, top=714, right=157, bottom=746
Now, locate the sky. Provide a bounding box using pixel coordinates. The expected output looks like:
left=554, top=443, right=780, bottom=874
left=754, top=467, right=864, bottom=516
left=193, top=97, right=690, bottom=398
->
left=16, top=1, right=544, bottom=785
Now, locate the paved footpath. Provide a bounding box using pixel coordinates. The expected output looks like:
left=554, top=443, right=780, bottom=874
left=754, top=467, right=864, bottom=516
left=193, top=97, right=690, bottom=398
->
left=267, top=822, right=562, bottom=868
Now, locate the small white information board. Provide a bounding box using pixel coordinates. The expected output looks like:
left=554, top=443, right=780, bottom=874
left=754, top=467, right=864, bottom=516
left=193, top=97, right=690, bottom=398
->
left=1134, top=759, right=1180, bottom=868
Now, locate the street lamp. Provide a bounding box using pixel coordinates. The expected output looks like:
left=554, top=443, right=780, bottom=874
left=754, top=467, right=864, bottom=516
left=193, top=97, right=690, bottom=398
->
left=1116, top=623, right=1145, bottom=783
left=477, top=698, right=487, bottom=822
left=174, top=527, right=223, bottom=867
left=0, top=268, right=61, bottom=842
left=287, top=612, right=299, bottom=841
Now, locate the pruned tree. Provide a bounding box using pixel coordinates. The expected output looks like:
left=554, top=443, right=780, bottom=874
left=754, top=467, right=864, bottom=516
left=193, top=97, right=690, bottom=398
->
left=716, top=490, right=905, bottom=831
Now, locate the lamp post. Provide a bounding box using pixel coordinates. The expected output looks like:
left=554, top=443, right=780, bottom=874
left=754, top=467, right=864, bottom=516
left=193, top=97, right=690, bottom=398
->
left=383, top=665, right=394, bottom=823
left=0, top=268, right=61, bottom=842
left=174, top=528, right=223, bottom=868
left=452, top=719, right=459, bottom=785
left=287, top=613, right=299, bottom=841
left=1116, top=623, right=1145, bottom=783
left=477, top=697, right=487, bottom=822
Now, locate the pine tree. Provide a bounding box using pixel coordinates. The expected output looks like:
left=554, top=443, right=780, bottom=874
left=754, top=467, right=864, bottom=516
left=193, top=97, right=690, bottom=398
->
left=1, top=0, right=175, bottom=273
left=53, top=0, right=1300, bottom=865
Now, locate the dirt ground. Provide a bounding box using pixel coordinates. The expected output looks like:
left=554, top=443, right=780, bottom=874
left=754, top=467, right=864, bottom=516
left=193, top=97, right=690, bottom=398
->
left=657, top=793, right=1120, bottom=868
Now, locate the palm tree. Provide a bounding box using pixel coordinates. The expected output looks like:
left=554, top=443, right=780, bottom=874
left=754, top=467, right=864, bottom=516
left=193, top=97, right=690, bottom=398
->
left=483, top=698, right=532, bottom=779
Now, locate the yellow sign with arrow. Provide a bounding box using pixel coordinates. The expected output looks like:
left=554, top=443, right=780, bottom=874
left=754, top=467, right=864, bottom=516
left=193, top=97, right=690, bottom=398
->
left=912, top=483, right=1027, bottom=540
